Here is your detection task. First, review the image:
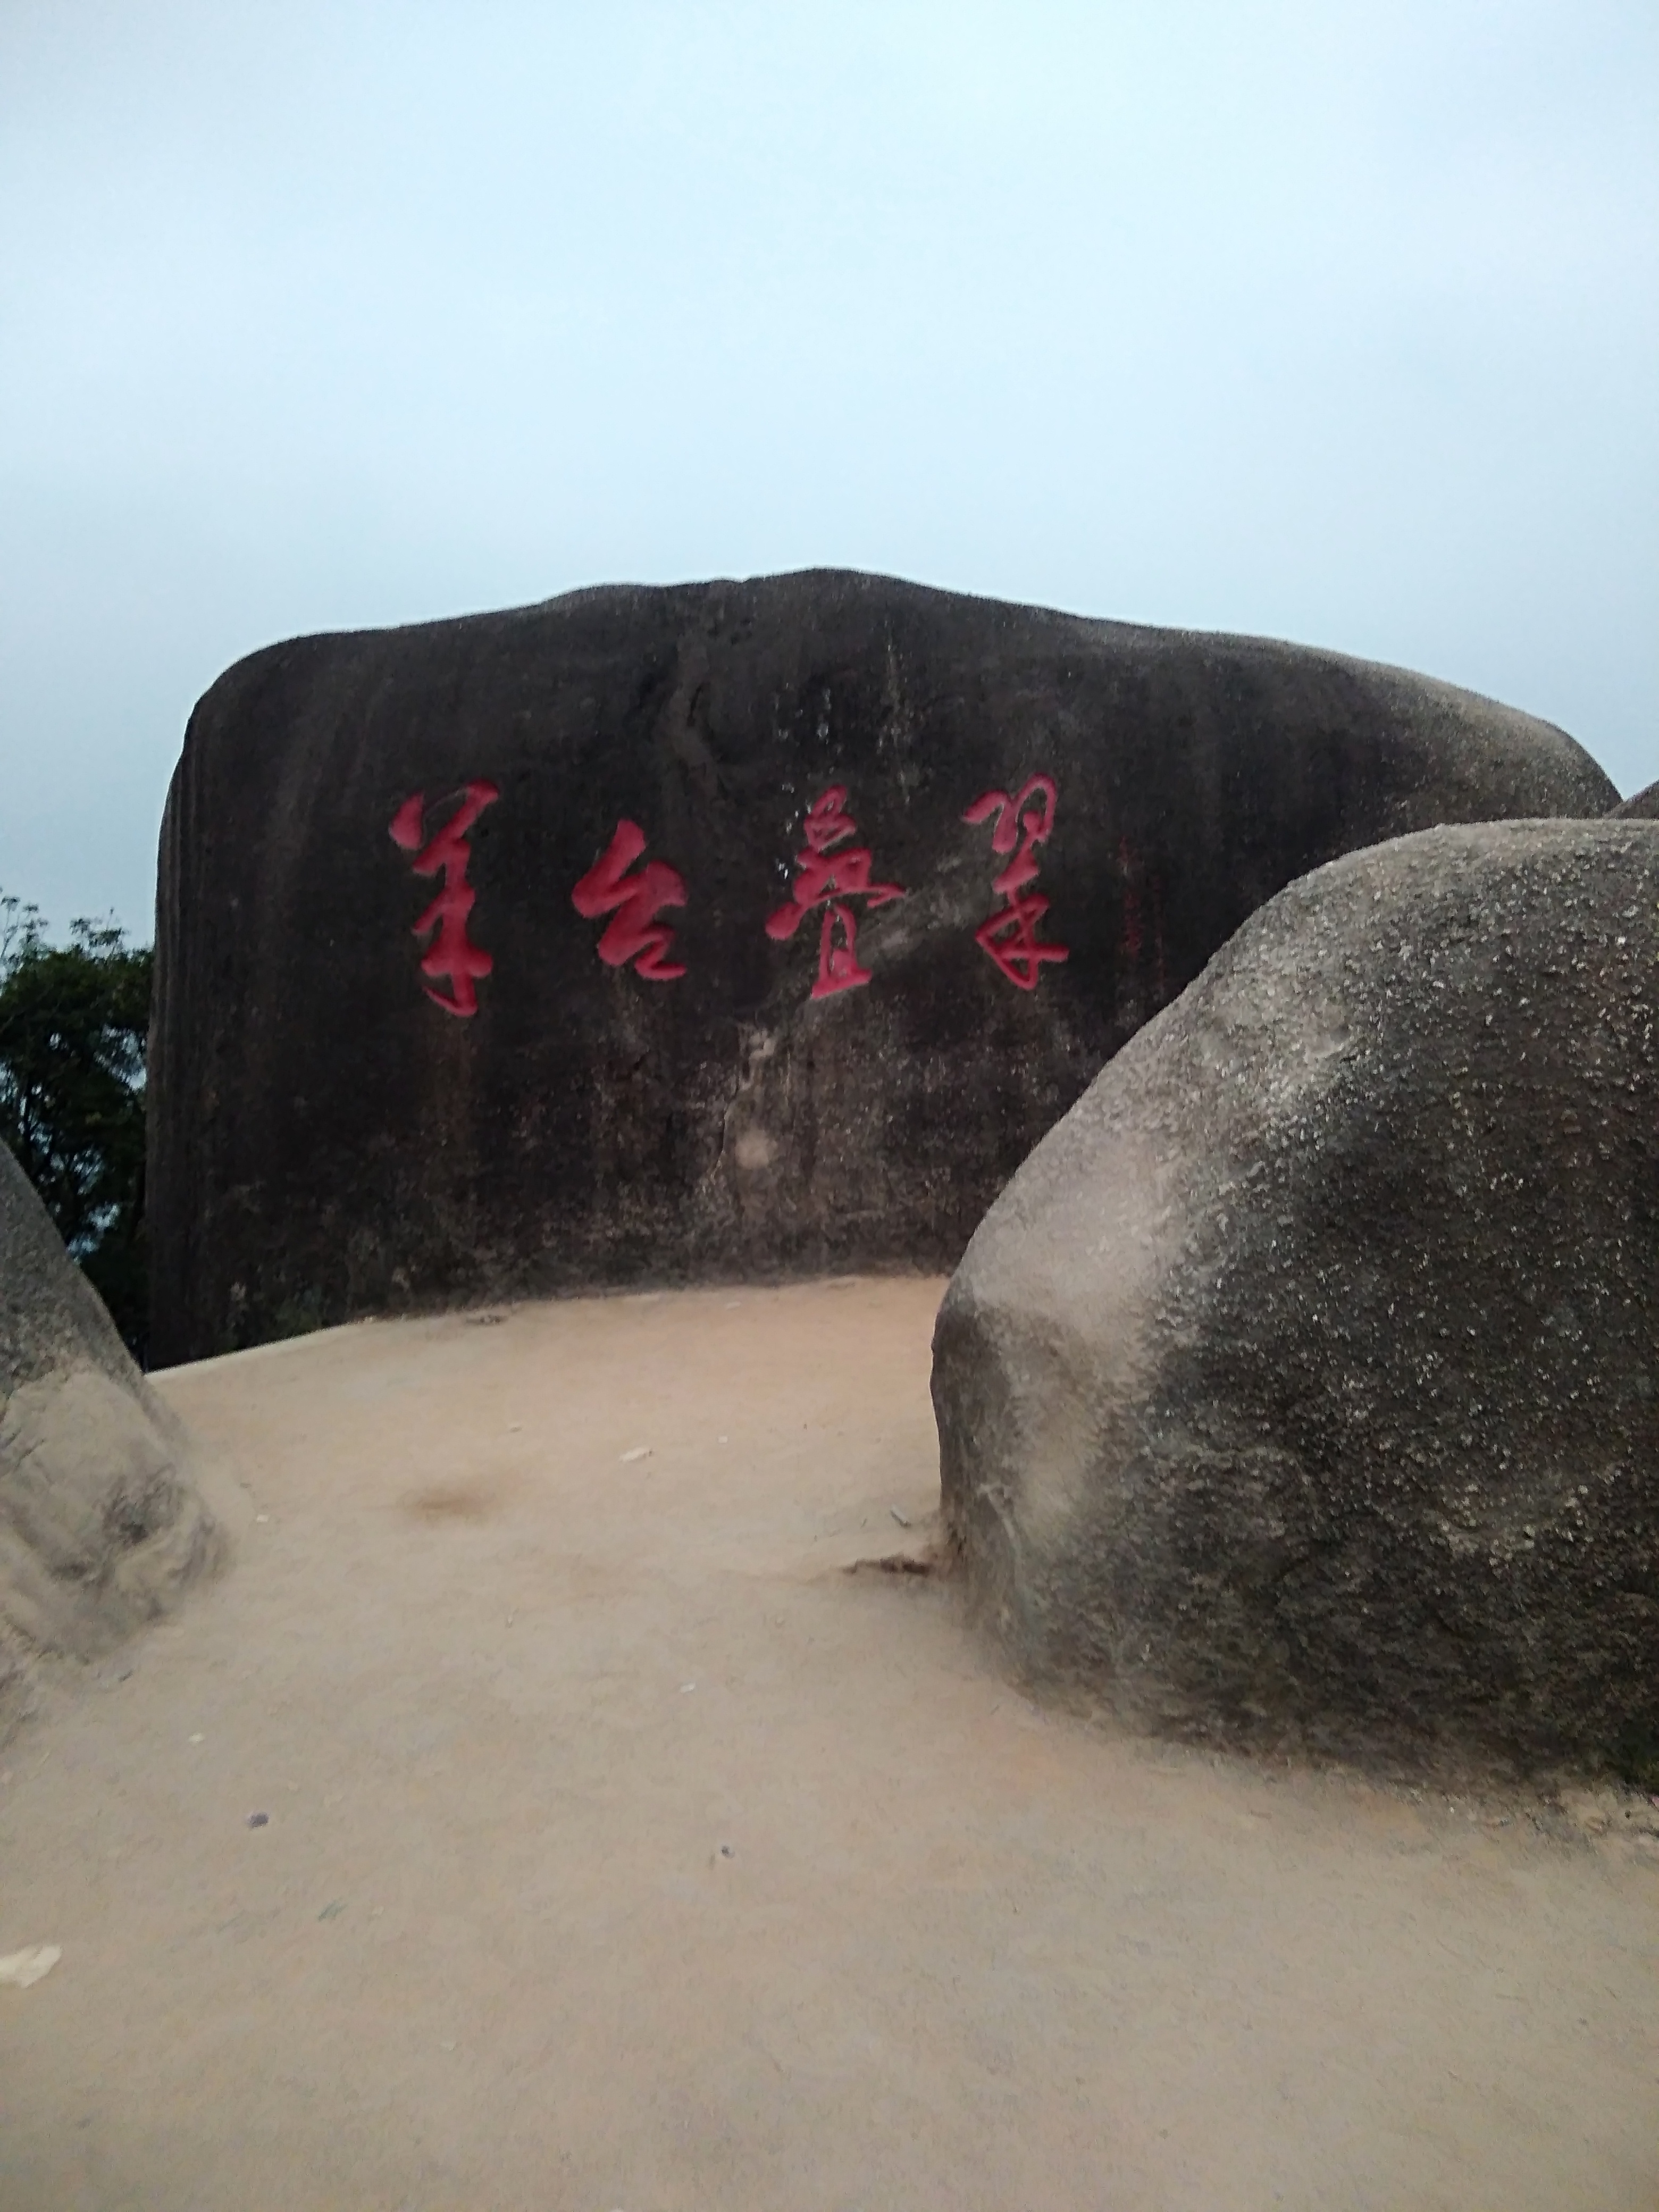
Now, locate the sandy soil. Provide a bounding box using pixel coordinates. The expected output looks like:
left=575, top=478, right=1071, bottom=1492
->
left=1, top=1277, right=1655, bottom=2212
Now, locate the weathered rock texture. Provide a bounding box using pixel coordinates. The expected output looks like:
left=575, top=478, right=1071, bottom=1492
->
left=150, top=569, right=1614, bottom=1363
left=1613, top=779, right=1659, bottom=820
left=933, top=819, right=1659, bottom=1778
left=1, top=1143, right=224, bottom=1731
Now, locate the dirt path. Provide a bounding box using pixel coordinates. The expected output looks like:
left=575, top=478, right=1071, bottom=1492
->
left=1, top=1278, right=1655, bottom=2210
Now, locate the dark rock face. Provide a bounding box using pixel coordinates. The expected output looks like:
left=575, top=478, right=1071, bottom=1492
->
left=1613, top=780, right=1659, bottom=819
left=150, top=569, right=1614, bottom=1364
left=1, top=1143, right=224, bottom=1733
left=933, top=820, right=1659, bottom=1778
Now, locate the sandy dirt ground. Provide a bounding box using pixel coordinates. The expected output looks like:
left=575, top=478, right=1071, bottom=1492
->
left=1, top=1277, right=1655, bottom=2212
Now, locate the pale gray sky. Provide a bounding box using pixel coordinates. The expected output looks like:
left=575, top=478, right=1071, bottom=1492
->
left=2, top=0, right=1654, bottom=939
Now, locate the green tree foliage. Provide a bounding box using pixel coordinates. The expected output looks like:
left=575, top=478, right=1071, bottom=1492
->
left=0, top=894, right=153, bottom=1361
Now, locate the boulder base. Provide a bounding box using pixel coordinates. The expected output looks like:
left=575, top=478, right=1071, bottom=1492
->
left=1, top=1144, right=224, bottom=1735
left=933, top=820, right=1659, bottom=1778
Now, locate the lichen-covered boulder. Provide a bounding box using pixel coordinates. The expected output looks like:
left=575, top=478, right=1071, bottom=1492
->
left=149, top=568, right=1614, bottom=1363
left=1, top=1143, right=224, bottom=1732
left=932, top=820, right=1659, bottom=1778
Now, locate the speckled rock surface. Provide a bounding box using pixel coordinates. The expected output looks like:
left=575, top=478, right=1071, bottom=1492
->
left=933, top=819, right=1659, bottom=1777
left=1613, top=778, right=1659, bottom=820
left=0, top=1143, right=224, bottom=1733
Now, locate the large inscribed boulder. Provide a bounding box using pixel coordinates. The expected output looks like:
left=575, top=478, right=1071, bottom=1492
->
left=1, top=1143, right=225, bottom=1733
left=150, top=569, right=1614, bottom=1363
left=933, top=821, right=1659, bottom=1777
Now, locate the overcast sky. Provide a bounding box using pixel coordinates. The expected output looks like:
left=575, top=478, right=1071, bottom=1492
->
left=2, top=0, right=1654, bottom=939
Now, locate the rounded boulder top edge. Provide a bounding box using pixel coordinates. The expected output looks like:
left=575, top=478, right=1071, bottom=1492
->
left=147, top=568, right=1615, bottom=1364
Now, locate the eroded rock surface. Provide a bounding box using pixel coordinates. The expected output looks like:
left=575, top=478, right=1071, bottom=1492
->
left=1, top=1144, right=224, bottom=1733
left=933, top=820, right=1658, bottom=1778
left=150, top=569, right=1613, bottom=1361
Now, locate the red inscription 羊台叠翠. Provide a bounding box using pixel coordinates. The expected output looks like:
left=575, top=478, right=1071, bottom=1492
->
left=571, top=820, right=688, bottom=981
left=388, top=781, right=500, bottom=1017
left=765, top=786, right=906, bottom=999
left=962, top=774, right=1069, bottom=990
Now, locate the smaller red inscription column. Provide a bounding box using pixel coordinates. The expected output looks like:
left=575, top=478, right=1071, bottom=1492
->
left=389, top=782, right=500, bottom=1016
left=765, top=786, right=906, bottom=999
left=572, top=820, right=688, bottom=981
left=962, top=774, right=1068, bottom=990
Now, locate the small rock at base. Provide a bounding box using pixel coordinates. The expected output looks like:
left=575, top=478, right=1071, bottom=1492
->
left=0, top=1945, right=61, bottom=1988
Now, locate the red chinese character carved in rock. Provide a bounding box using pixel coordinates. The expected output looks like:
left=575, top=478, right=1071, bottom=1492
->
left=765, top=786, right=906, bottom=999
left=571, top=820, right=688, bottom=981
left=962, top=773, right=1069, bottom=991
left=388, top=781, right=500, bottom=1017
